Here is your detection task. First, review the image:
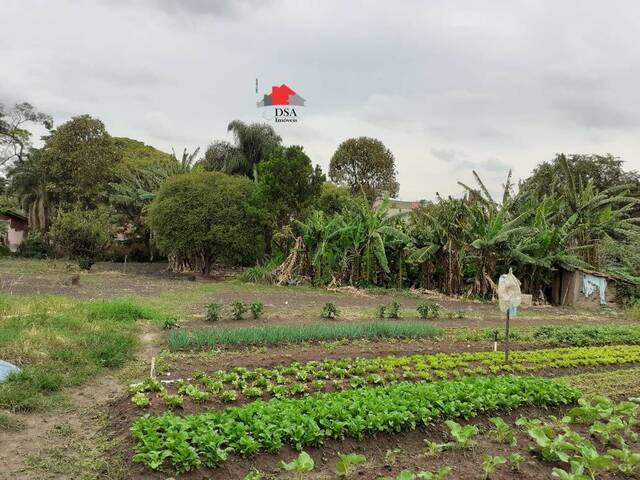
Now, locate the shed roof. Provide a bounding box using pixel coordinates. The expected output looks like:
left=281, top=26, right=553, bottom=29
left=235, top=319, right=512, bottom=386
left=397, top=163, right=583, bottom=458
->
left=0, top=209, right=27, bottom=222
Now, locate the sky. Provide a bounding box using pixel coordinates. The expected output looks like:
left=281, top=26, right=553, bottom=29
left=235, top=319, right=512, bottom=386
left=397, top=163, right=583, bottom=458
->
left=2, top=0, right=640, bottom=201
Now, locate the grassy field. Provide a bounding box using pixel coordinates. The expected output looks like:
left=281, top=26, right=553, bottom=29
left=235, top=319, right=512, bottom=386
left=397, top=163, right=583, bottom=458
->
left=1, top=258, right=639, bottom=480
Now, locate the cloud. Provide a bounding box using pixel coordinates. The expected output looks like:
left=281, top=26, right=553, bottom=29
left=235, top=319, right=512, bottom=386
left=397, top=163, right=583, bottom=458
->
left=118, top=0, right=272, bottom=17
left=2, top=0, right=640, bottom=201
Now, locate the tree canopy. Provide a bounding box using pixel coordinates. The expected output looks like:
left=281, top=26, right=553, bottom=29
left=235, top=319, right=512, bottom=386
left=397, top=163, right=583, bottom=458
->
left=147, top=171, right=263, bottom=274
left=329, top=136, right=399, bottom=204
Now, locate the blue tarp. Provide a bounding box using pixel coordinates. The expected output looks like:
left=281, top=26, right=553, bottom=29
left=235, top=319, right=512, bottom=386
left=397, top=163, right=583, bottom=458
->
left=582, top=274, right=608, bottom=305
left=0, top=360, right=20, bottom=382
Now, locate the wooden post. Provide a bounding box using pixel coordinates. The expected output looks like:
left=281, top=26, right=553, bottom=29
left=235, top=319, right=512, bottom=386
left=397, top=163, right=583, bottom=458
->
left=504, top=309, right=510, bottom=363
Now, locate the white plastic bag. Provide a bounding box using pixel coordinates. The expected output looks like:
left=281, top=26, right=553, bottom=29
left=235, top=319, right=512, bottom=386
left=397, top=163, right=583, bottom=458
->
left=497, top=268, right=522, bottom=314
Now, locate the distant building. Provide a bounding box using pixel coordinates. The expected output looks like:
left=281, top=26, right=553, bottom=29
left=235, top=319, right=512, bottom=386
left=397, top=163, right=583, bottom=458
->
left=374, top=199, right=424, bottom=216
left=0, top=209, right=28, bottom=252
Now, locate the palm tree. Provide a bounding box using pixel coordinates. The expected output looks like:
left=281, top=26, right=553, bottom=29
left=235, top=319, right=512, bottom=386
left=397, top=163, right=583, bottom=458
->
left=7, top=150, right=50, bottom=230
left=224, top=121, right=281, bottom=180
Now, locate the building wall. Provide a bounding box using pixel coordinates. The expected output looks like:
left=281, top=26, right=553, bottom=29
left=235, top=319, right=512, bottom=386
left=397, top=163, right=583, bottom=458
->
left=0, top=213, right=27, bottom=252
left=552, top=268, right=616, bottom=308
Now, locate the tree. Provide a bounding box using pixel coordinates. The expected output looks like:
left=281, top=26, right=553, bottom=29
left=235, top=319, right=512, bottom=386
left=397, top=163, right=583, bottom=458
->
left=0, top=102, right=52, bottom=169
left=200, top=121, right=281, bottom=180
left=41, top=115, right=119, bottom=207
left=147, top=171, right=263, bottom=275
left=49, top=207, right=113, bottom=270
left=113, top=137, right=173, bottom=172
left=518, top=153, right=640, bottom=201
left=329, top=137, right=399, bottom=203
left=7, top=149, right=51, bottom=230
left=256, top=146, right=324, bottom=228
left=314, top=183, right=354, bottom=215
left=198, top=140, right=241, bottom=172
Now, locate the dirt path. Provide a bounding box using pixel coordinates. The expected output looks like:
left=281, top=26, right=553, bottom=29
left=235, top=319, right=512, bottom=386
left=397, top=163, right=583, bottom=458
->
left=0, top=322, right=164, bottom=480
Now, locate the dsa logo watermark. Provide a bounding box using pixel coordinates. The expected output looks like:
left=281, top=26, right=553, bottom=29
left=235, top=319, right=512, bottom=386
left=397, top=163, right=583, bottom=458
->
left=256, top=83, right=305, bottom=123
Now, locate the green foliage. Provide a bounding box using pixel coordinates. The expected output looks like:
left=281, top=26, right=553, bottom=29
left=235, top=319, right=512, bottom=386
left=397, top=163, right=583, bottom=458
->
left=131, top=375, right=578, bottom=472
left=239, top=258, right=279, bottom=283
left=489, top=416, right=516, bottom=445
left=335, top=452, right=366, bottom=477
left=162, top=316, right=178, bottom=330
left=206, top=303, right=221, bottom=321
left=49, top=207, right=112, bottom=270
left=249, top=302, right=264, bottom=319
left=329, top=136, right=399, bottom=203
left=378, top=468, right=450, bottom=480
left=231, top=300, right=247, bottom=320
left=41, top=114, right=119, bottom=208
left=168, top=321, right=441, bottom=349
left=279, top=451, right=314, bottom=479
left=0, top=101, right=52, bottom=167
left=321, top=302, right=338, bottom=319
left=508, top=452, right=523, bottom=471
left=147, top=171, right=263, bottom=274
left=534, top=325, right=640, bottom=346
left=442, top=420, right=479, bottom=449
left=160, top=393, right=183, bottom=409
left=131, top=392, right=150, bottom=408
left=482, top=455, right=506, bottom=479
left=256, top=145, right=324, bottom=229
left=608, top=443, right=640, bottom=474
left=417, top=302, right=440, bottom=319
left=314, top=183, right=354, bottom=215
left=386, top=301, right=401, bottom=319
left=243, top=469, right=265, bottom=480
left=16, top=230, right=50, bottom=258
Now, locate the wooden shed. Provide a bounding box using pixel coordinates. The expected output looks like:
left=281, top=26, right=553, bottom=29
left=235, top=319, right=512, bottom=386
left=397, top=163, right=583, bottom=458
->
left=550, top=265, right=617, bottom=308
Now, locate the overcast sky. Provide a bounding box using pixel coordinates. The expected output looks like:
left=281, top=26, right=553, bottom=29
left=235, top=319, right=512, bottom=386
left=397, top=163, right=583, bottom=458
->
left=2, top=0, right=640, bottom=200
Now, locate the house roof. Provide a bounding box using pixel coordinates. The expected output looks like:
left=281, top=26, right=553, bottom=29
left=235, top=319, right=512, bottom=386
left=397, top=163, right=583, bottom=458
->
left=374, top=199, right=424, bottom=210
left=557, top=262, right=620, bottom=281
left=0, top=209, right=27, bottom=222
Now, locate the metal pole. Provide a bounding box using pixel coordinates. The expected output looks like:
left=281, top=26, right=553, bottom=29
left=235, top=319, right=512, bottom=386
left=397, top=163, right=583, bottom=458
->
left=505, top=308, right=510, bottom=363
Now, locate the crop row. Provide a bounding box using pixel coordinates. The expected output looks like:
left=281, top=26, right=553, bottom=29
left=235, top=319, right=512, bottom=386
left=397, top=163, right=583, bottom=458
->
left=131, top=375, right=579, bottom=473
left=131, top=345, right=640, bottom=408
left=167, top=321, right=442, bottom=350
left=533, top=324, right=640, bottom=346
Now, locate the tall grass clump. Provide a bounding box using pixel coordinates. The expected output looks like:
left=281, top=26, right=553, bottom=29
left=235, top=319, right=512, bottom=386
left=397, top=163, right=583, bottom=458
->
left=0, top=298, right=158, bottom=411
left=168, top=321, right=442, bottom=350
left=239, top=258, right=280, bottom=283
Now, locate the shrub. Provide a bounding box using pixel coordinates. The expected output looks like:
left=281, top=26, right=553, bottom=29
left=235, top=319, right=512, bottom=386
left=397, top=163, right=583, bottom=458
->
left=386, top=301, right=401, bottom=319
left=147, top=171, right=263, bottom=275
left=49, top=207, right=112, bottom=270
left=321, top=302, right=338, bottom=319
left=249, top=302, right=264, bottom=319
left=376, top=304, right=386, bottom=319
left=17, top=230, right=51, bottom=258
left=163, top=317, right=178, bottom=330
left=231, top=300, right=247, bottom=320
left=206, top=303, right=221, bottom=322
left=417, top=302, right=440, bottom=319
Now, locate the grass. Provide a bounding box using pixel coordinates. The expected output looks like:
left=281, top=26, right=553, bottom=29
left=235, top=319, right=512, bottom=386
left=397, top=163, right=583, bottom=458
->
left=167, top=321, right=443, bottom=350
left=560, top=367, right=640, bottom=398
left=624, top=301, right=640, bottom=321
left=0, top=295, right=166, bottom=411
left=0, top=411, right=25, bottom=431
